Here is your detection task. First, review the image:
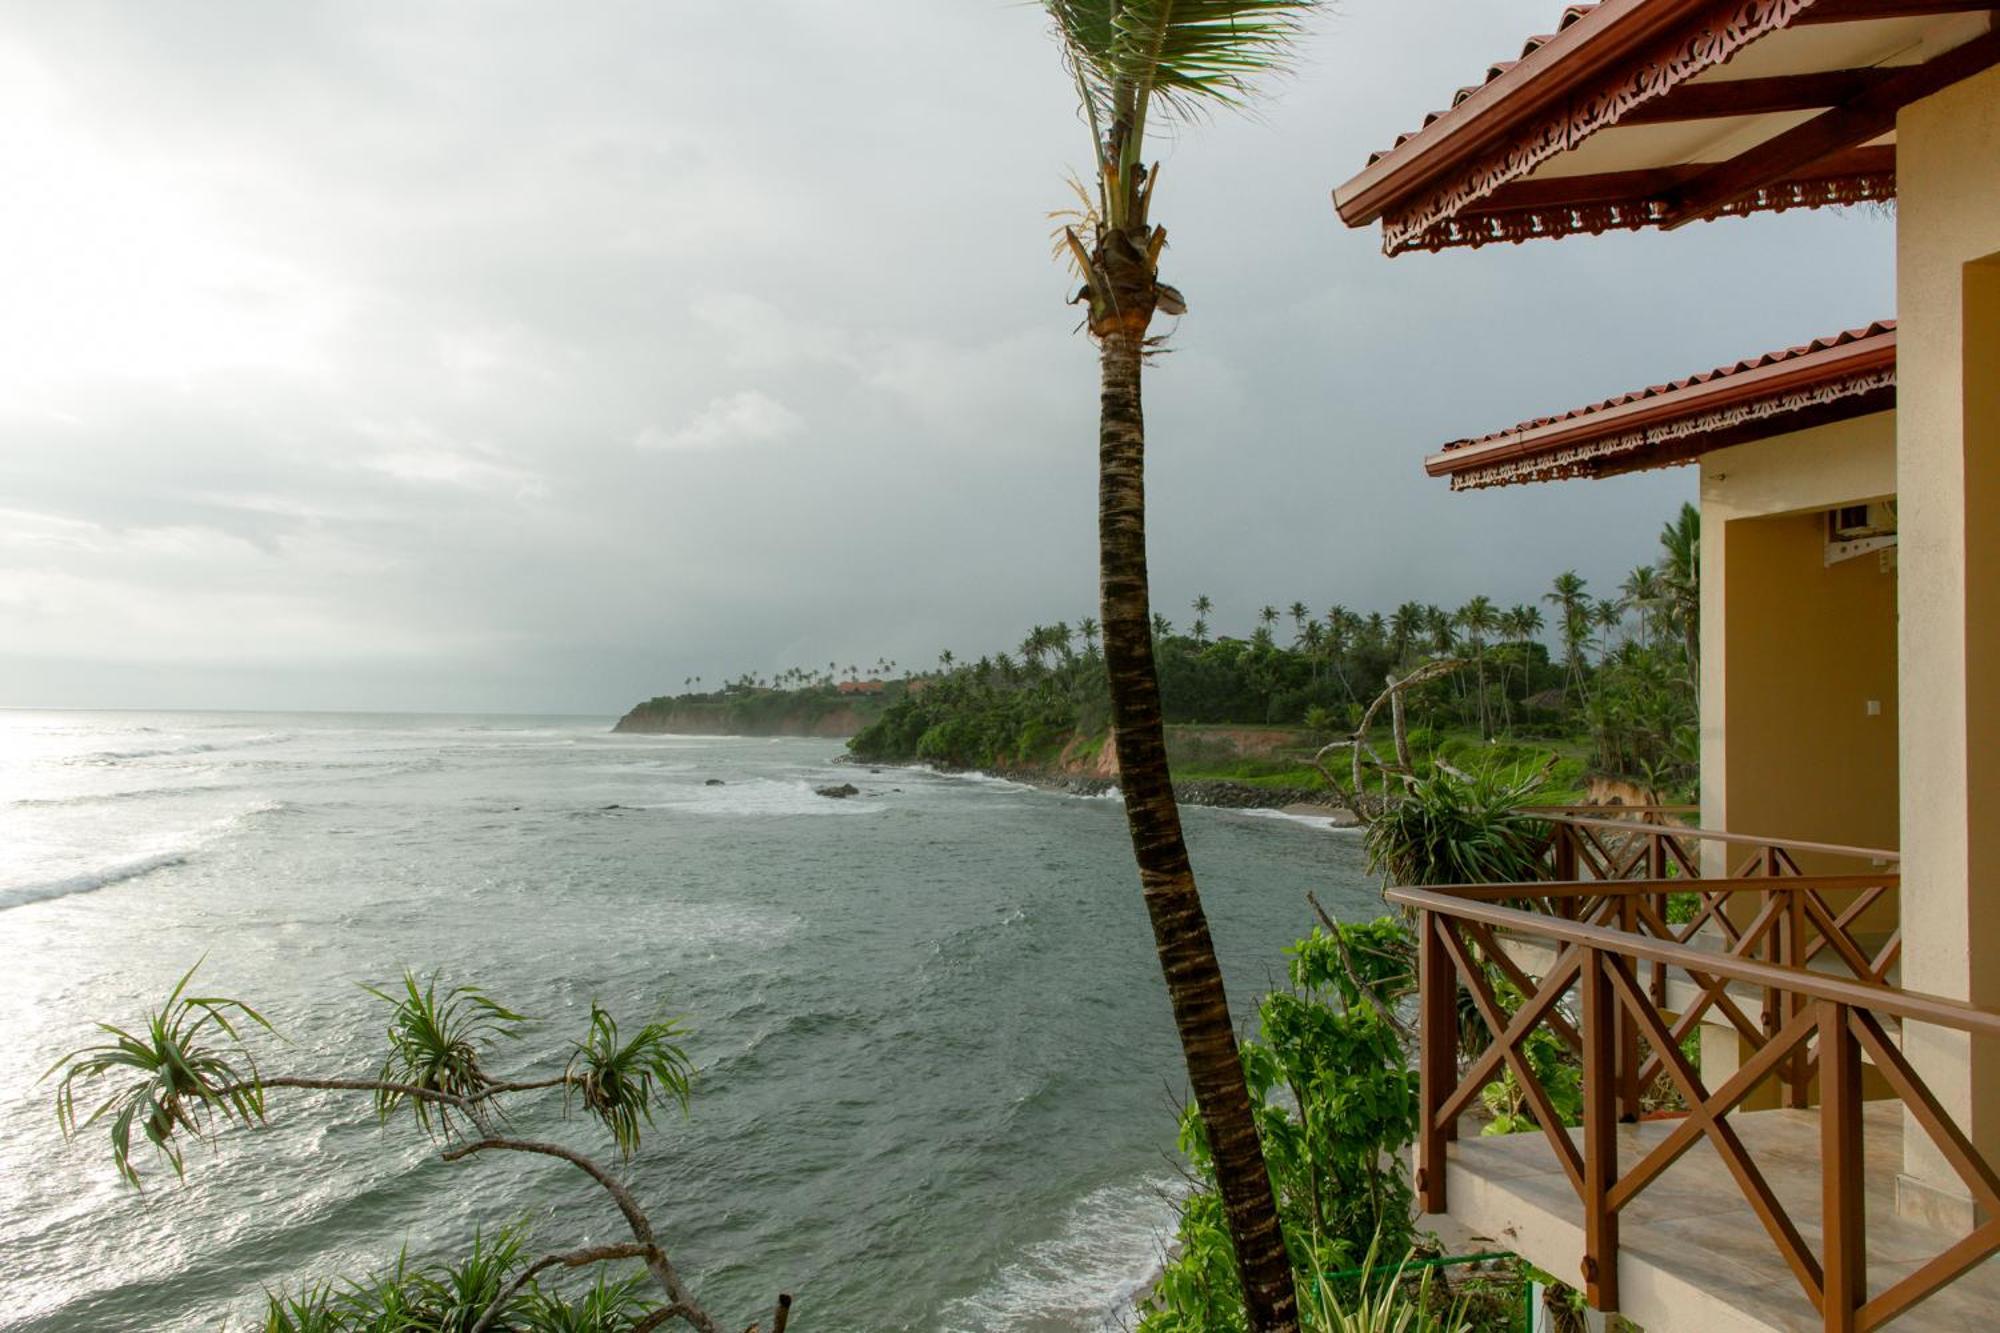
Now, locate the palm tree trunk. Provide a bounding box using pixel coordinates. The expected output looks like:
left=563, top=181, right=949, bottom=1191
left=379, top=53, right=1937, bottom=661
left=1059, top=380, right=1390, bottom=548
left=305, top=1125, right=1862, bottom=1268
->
left=1097, top=327, right=1298, bottom=1332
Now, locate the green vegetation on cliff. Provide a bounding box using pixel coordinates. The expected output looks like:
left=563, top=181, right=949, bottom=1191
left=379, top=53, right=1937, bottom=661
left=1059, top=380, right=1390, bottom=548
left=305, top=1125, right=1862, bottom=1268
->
left=619, top=506, right=1700, bottom=796
left=616, top=684, right=890, bottom=737
left=845, top=505, right=1700, bottom=798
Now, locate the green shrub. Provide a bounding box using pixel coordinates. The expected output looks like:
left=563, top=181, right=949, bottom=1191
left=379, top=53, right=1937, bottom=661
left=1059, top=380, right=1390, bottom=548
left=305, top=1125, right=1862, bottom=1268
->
left=1365, top=767, right=1549, bottom=888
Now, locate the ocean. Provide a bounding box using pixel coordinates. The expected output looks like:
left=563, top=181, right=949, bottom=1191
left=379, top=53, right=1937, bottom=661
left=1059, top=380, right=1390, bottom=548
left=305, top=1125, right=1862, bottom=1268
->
left=0, top=711, right=1385, bottom=1331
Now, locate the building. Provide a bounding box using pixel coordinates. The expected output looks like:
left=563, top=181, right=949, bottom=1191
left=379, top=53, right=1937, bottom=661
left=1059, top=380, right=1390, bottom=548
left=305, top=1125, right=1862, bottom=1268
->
left=1333, top=3, right=1999, bottom=1329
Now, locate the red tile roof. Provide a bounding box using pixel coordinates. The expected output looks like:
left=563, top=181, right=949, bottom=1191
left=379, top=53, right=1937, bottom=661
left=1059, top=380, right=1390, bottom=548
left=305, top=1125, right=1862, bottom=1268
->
left=1429, top=321, right=1897, bottom=489
left=1366, top=4, right=1603, bottom=165
left=1443, top=321, right=1895, bottom=452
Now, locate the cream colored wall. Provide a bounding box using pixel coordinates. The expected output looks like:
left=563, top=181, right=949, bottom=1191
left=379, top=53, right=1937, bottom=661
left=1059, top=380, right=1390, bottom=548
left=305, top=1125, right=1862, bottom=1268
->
left=1698, top=413, right=1899, bottom=869
left=1722, top=513, right=1899, bottom=851
left=1895, top=59, right=2000, bottom=1222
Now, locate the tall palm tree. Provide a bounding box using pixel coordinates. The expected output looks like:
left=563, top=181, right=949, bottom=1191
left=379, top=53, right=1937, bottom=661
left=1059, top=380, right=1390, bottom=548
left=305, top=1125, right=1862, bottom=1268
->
left=1499, top=603, right=1543, bottom=720
left=1544, top=571, right=1591, bottom=703
left=1424, top=604, right=1456, bottom=657
left=1657, top=502, right=1700, bottom=684
left=1077, top=615, right=1100, bottom=654
left=1388, top=601, right=1424, bottom=666
left=1258, top=604, right=1280, bottom=635
left=1192, top=592, right=1213, bottom=623
left=1455, top=595, right=1498, bottom=738
left=1620, top=565, right=1662, bottom=652
left=1298, top=618, right=1325, bottom=684
left=1287, top=600, right=1309, bottom=642
left=1323, top=604, right=1356, bottom=704
left=1042, top=5, right=1317, bottom=1326
left=1593, top=595, right=1626, bottom=665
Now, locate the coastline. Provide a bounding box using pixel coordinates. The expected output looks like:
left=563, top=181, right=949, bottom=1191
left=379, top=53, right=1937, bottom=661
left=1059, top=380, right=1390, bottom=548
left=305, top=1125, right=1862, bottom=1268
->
left=843, top=756, right=1375, bottom=827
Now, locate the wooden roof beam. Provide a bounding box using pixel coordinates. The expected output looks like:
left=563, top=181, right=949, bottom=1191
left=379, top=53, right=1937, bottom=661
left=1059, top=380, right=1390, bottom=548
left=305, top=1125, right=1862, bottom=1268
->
left=1476, top=145, right=1891, bottom=213
left=1663, top=26, right=2000, bottom=227
left=1617, top=69, right=1896, bottom=123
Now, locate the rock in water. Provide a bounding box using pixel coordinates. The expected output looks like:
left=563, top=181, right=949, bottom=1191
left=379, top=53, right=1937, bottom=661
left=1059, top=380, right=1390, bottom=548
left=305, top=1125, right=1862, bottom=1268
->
left=815, top=783, right=861, bottom=799
left=704, top=778, right=725, bottom=786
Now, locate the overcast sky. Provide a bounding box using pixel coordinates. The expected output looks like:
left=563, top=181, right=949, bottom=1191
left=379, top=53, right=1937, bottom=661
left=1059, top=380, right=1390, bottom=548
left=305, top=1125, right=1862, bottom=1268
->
left=0, top=1, right=1895, bottom=714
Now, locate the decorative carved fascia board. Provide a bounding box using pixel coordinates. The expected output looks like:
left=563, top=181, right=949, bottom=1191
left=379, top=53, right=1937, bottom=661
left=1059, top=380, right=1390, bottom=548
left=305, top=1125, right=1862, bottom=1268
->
left=1446, top=367, right=1896, bottom=490
left=1382, top=0, right=1823, bottom=256
left=1407, top=166, right=1896, bottom=252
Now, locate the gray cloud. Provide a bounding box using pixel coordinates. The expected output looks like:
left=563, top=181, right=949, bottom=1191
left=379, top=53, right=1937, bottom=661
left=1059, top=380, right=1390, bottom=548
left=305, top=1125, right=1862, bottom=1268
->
left=0, top=1, right=1895, bottom=712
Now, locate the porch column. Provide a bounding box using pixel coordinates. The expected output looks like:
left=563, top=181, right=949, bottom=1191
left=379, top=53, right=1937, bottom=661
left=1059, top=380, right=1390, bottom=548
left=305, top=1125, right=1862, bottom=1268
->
left=1895, top=68, right=2000, bottom=1226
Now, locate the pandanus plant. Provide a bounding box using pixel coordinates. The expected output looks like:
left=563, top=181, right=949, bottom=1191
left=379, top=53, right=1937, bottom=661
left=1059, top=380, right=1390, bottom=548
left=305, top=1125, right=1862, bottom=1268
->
left=47, top=963, right=774, bottom=1333
left=1040, top=4, right=1322, bottom=1329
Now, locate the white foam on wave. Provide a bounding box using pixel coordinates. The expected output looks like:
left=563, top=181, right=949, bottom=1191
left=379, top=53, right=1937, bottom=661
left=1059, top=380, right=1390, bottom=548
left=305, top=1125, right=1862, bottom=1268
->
left=935, top=1175, right=1185, bottom=1332
left=1223, top=806, right=1361, bottom=833
left=951, top=770, right=1040, bottom=794
left=67, top=731, right=293, bottom=764
left=0, top=849, right=190, bottom=910
left=885, top=763, right=1044, bottom=796
left=0, top=799, right=286, bottom=911
left=11, top=783, right=229, bottom=809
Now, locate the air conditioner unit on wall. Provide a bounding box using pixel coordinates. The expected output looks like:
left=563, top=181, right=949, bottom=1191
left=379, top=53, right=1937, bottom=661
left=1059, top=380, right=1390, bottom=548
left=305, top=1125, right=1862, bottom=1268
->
left=1831, top=501, right=1896, bottom=540
left=1827, top=499, right=1897, bottom=566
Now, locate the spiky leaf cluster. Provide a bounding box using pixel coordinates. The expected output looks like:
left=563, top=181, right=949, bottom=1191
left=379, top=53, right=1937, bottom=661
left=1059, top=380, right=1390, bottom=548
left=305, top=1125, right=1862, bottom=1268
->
left=47, top=961, right=271, bottom=1186
left=565, top=1004, right=692, bottom=1160
left=365, top=971, right=529, bottom=1138
left=261, top=1225, right=660, bottom=1332
left=1047, top=0, right=1317, bottom=231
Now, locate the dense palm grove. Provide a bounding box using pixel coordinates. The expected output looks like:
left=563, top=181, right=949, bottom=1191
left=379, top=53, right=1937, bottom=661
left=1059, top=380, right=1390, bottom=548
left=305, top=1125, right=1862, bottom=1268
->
left=844, top=505, right=1702, bottom=795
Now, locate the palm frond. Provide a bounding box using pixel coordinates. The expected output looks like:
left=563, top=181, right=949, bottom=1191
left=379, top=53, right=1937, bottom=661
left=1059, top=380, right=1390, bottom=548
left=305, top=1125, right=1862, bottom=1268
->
left=1047, top=0, right=1317, bottom=133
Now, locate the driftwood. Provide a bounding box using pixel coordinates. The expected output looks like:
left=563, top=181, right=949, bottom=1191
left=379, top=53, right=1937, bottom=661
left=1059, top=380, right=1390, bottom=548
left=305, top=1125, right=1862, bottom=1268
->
left=1307, top=659, right=1470, bottom=826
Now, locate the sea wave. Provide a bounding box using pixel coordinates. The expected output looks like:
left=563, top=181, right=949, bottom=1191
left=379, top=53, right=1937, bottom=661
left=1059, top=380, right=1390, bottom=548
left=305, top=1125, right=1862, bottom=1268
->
left=1223, top=806, right=1361, bottom=833
left=935, top=1175, right=1184, bottom=1332
left=0, top=849, right=191, bottom=911
left=942, top=769, right=1039, bottom=794
left=11, top=783, right=235, bottom=809
left=66, top=732, right=294, bottom=765
left=0, top=801, right=286, bottom=911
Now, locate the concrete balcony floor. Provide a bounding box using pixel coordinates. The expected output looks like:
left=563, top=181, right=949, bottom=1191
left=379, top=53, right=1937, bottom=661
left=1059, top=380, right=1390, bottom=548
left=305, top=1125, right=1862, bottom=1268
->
left=1438, top=1102, right=2000, bottom=1331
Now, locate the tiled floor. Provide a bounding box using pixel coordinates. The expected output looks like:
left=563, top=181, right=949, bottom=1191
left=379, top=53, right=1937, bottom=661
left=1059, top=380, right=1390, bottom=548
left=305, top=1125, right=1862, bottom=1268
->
left=1437, top=1102, right=2000, bottom=1331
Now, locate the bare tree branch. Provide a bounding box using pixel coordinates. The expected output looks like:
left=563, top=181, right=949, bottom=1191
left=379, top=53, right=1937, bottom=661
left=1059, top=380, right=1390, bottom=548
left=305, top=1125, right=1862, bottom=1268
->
left=632, top=1304, right=696, bottom=1332
left=215, top=1072, right=569, bottom=1112
left=470, top=1242, right=652, bottom=1333
left=1307, top=659, right=1469, bottom=825
left=441, top=1136, right=719, bottom=1333
left=1305, top=891, right=1415, bottom=1044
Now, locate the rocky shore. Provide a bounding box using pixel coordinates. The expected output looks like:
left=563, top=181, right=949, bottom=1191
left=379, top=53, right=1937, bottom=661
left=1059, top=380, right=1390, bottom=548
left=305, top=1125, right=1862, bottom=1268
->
left=850, top=758, right=1383, bottom=826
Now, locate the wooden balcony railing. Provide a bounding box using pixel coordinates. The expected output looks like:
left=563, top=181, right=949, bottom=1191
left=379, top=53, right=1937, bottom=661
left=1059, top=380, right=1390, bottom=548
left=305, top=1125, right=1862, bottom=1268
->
left=1391, top=880, right=2000, bottom=1332
left=1521, top=806, right=1901, bottom=885
left=1519, top=810, right=1903, bottom=1024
